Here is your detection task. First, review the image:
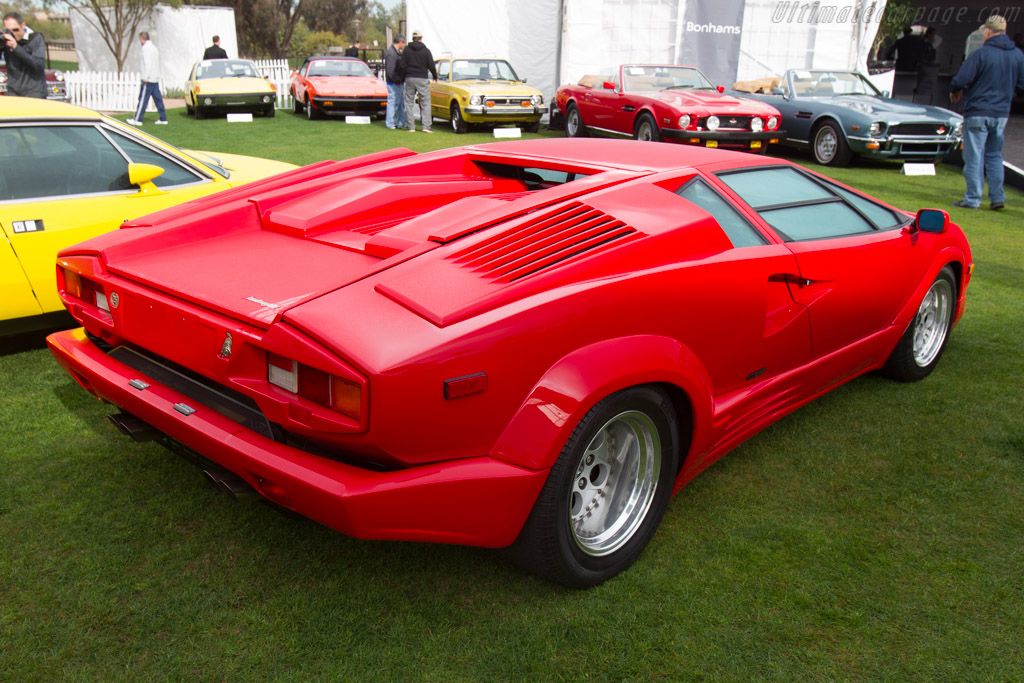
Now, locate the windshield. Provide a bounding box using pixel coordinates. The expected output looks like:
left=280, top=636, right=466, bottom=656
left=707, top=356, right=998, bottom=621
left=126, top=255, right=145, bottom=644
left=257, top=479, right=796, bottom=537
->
left=307, top=59, right=374, bottom=78
left=791, top=71, right=881, bottom=96
left=621, top=65, right=714, bottom=92
left=451, top=59, right=520, bottom=81
left=195, top=60, right=261, bottom=80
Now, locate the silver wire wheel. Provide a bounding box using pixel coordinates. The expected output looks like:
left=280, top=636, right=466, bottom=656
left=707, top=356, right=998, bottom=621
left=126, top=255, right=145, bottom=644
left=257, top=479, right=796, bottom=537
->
left=568, top=410, right=661, bottom=556
left=912, top=276, right=952, bottom=367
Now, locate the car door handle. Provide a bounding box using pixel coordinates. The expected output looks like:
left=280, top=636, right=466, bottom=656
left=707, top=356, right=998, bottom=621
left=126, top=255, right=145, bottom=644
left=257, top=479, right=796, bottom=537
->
left=769, top=273, right=812, bottom=287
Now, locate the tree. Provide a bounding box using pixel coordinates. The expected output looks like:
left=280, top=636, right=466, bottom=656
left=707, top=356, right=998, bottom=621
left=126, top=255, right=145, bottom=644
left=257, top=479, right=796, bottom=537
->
left=49, top=0, right=180, bottom=72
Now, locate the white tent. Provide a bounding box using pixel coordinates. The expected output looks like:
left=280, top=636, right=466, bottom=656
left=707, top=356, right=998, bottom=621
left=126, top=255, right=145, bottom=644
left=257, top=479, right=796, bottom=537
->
left=409, top=0, right=886, bottom=107
left=72, top=5, right=238, bottom=89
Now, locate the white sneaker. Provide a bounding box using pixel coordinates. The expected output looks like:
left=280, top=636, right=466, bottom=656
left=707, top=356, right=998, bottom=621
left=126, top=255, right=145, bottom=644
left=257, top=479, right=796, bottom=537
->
left=155, top=120, right=168, bottom=125
left=126, top=118, right=142, bottom=126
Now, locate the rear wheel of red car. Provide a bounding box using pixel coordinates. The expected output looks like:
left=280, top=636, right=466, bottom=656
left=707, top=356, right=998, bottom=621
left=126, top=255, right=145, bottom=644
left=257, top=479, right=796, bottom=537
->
left=566, top=102, right=588, bottom=138
left=884, top=266, right=957, bottom=382
left=812, top=120, right=852, bottom=166
left=503, top=386, right=678, bottom=587
left=633, top=113, right=662, bottom=142
left=292, top=90, right=303, bottom=114
left=450, top=102, right=468, bottom=134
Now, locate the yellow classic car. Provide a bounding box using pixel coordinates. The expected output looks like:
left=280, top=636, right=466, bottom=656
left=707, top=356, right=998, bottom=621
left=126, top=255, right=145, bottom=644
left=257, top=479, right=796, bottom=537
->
left=430, top=58, right=544, bottom=133
left=185, top=59, right=278, bottom=119
left=0, top=98, right=296, bottom=334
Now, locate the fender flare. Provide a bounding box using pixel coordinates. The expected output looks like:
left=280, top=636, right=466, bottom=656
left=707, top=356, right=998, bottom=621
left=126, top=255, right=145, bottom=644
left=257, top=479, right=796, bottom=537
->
left=891, top=246, right=969, bottom=327
left=490, top=335, right=715, bottom=472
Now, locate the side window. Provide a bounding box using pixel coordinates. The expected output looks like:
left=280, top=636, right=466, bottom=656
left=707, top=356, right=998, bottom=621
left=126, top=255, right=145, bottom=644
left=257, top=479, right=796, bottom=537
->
left=717, top=167, right=880, bottom=241
left=0, top=125, right=130, bottom=201
left=436, top=61, right=450, bottom=80
left=106, top=131, right=205, bottom=188
left=675, top=178, right=767, bottom=248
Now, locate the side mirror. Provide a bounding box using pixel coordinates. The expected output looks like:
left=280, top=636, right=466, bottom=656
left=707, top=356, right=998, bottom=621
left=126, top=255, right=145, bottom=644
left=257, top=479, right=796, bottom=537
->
left=716, top=85, right=725, bottom=93
left=602, top=81, right=616, bottom=90
left=771, top=87, right=786, bottom=96
left=521, top=77, right=527, bottom=83
left=128, top=163, right=166, bottom=196
left=882, top=90, right=891, bottom=98
left=915, top=208, right=948, bottom=233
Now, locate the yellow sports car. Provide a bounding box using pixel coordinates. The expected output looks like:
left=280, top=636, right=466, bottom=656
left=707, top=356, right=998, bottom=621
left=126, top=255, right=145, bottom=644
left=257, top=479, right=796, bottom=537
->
left=430, top=58, right=544, bottom=134
left=1, top=98, right=296, bottom=334
left=185, top=59, right=278, bottom=119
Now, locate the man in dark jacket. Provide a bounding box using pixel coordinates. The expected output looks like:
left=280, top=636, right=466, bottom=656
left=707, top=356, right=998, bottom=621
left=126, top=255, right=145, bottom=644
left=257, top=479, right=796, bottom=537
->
left=384, top=34, right=406, bottom=129
left=203, top=35, right=227, bottom=60
left=1, top=12, right=46, bottom=98
left=949, top=15, right=1024, bottom=210
left=401, top=30, right=438, bottom=132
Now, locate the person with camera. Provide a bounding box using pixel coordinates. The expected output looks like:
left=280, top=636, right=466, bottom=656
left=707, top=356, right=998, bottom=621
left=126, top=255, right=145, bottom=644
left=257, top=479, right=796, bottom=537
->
left=1, top=12, right=46, bottom=98
left=127, top=31, right=168, bottom=126
left=384, top=34, right=406, bottom=129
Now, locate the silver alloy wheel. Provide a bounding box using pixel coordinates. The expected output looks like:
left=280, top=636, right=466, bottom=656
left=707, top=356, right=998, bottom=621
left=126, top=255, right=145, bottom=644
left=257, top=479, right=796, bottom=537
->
left=637, top=120, right=654, bottom=141
left=912, top=277, right=952, bottom=367
left=815, top=126, right=837, bottom=163
left=567, top=107, right=580, bottom=136
left=569, top=410, right=661, bottom=556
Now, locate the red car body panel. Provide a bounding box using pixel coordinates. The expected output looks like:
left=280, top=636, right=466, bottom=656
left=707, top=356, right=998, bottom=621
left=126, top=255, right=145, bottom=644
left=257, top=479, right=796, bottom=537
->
left=555, top=64, right=783, bottom=150
left=48, top=139, right=971, bottom=548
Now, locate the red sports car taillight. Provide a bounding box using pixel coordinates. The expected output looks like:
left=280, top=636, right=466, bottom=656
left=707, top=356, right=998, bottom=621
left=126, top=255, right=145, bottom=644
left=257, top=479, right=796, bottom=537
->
left=60, top=266, right=107, bottom=310
left=267, top=352, right=361, bottom=420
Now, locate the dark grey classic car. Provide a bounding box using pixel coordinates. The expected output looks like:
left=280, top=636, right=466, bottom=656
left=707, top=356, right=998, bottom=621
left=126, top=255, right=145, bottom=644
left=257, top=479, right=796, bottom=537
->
left=736, top=70, right=962, bottom=166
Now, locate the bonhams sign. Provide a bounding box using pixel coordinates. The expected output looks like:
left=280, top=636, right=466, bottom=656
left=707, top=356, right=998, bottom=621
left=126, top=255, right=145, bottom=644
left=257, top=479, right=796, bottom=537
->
left=679, top=0, right=746, bottom=88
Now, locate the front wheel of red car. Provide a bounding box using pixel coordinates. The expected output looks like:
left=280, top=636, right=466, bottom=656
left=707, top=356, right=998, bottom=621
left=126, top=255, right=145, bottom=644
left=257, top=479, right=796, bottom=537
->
left=306, top=96, right=320, bottom=120
left=292, top=90, right=303, bottom=114
left=633, top=113, right=662, bottom=142
left=884, top=265, right=957, bottom=382
left=502, top=386, right=679, bottom=587
left=565, top=102, right=588, bottom=138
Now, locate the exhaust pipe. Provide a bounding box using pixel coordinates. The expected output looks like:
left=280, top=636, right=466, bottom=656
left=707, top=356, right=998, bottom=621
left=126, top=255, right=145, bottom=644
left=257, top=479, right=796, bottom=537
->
left=203, top=465, right=259, bottom=503
left=107, top=411, right=158, bottom=442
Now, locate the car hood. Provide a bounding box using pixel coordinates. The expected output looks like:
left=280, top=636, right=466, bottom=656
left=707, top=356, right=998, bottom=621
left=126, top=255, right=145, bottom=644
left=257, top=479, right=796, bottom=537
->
left=810, top=94, right=960, bottom=120
left=308, top=76, right=386, bottom=96
left=652, top=89, right=777, bottom=115
left=182, top=150, right=298, bottom=185
left=193, top=77, right=273, bottom=94
left=445, top=81, right=542, bottom=97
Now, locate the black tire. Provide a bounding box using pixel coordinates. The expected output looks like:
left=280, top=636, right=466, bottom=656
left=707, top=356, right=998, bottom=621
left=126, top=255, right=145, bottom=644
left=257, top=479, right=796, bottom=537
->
left=195, top=105, right=205, bottom=120
left=524, top=121, right=540, bottom=134
left=883, top=265, right=957, bottom=382
left=633, top=112, right=662, bottom=142
left=292, top=90, right=303, bottom=114
left=265, top=106, right=276, bottom=118
left=812, top=120, right=853, bottom=166
left=565, top=102, right=588, bottom=138
left=501, top=386, right=679, bottom=587
left=186, top=96, right=194, bottom=116
left=306, top=96, right=320, bottom=120
left=450, top=102, right=467, bottom=134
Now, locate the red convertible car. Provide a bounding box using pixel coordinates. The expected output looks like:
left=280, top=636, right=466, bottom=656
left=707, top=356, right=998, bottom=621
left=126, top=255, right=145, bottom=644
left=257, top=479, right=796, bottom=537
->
left=289, top=56, right=387, bottom=120
left=554, top=64, right=783, bottom=152
left=48, top=139, right=971, bottom=587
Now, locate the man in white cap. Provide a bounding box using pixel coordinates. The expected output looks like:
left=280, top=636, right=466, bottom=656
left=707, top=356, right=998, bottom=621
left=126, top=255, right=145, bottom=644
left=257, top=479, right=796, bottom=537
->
left=949, top=15, right=1024, bottom=210
left=401, top=30, right=438, bottom=132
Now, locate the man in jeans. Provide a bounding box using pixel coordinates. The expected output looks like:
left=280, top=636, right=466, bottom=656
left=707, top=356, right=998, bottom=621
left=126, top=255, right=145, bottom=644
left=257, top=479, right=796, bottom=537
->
left=402, top=30, right=437, bottom=132
left=384, top=34, right=406, bottom=130
left=949, top=15, right=1024, bottom=210
left=127, top=31, right=168, bottom=126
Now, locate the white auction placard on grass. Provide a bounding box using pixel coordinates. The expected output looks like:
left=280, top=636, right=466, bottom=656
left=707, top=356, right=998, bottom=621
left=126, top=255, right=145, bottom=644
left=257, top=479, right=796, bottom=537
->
left=494, top=128, right=522, bottom=139
left=226, top=113, right=254, bottom=123
left=901, top=163, right=936, bottom=176
left=345, top=116, right=372, bottom=124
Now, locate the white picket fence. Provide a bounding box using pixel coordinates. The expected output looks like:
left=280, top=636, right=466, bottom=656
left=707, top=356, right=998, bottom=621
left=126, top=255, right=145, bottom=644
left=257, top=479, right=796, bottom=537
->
left=65, top=60, right=296, bottom=112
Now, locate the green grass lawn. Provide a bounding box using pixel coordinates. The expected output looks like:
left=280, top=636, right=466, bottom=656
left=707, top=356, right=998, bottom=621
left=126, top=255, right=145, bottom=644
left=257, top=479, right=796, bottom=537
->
left=2, top=109, right=1023, bottom=679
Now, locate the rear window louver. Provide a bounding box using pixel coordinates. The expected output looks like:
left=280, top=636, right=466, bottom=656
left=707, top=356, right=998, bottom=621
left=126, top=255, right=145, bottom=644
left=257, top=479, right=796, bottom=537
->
left=450, top=202, right=641, bottom=283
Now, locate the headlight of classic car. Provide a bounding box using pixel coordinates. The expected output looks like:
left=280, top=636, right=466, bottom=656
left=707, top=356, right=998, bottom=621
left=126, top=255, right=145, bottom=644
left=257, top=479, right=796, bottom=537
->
left=531, top=94, right=543, bottom=106
left=869, top=122, right=885, bottom=136
left=54, top=70, right=64, bottom=81
left=767, top=116, right=779, bottom=130
left=750, top=117, right=764, bottom=132
left=678, top=114, right=691, bottom=128
left=954, top=122, right=963, bottom=137
left=706, top=115, right=720, bottom=131
left=469, top=95, right=482, bottom=106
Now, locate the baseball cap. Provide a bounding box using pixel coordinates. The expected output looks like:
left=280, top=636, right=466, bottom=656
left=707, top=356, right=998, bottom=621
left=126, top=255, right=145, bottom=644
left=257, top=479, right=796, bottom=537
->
left=412, top=30, right=423, bottom=39
left=982, top=15, right=1006, bottom=31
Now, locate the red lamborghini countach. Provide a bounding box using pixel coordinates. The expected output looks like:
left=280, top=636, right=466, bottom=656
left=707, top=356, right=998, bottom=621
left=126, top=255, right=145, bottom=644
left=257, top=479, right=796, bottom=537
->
left=48, top=139, right=972, bottom=587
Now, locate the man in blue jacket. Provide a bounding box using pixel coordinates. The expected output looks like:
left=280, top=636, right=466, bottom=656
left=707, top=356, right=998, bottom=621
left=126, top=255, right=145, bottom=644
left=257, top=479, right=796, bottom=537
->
left=949, top=15, right=1024, bottom=210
